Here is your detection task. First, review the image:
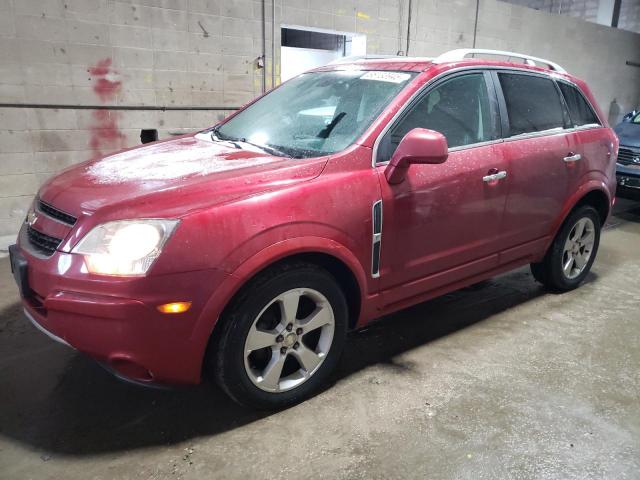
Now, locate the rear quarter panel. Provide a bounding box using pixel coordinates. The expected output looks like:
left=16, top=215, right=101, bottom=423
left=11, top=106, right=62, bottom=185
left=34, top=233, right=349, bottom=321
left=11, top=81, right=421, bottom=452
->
left=550, top=126, right=618, bottom=248
left=538, top=76, right=618, bottom=251
left=567, top=76, right=619, bottom=214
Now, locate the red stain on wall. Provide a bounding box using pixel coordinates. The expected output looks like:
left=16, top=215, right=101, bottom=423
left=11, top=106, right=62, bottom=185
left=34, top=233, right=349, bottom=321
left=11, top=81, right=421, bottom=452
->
left=89, top=110, right=125, bottom=152
left=89, top=58, right=122, bottom=103
left=88, top=58, right=125, bottom=157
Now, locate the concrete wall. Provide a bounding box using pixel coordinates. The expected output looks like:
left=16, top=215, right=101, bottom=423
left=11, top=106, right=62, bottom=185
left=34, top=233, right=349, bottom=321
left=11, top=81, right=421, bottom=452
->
left=620, top=0, right=640, bottom=33
left=501, top=0, right=640, bottom=32
left=1, top=0, right=640, bottom=238
left=499, top=0, right=599, bottom=21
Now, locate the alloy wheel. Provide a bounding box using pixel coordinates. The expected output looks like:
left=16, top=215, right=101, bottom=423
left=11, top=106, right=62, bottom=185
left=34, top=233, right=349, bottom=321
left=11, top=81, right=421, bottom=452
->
left=561, top=217, right=596, bottom=280
left=243, top=288, right=335, bottom=393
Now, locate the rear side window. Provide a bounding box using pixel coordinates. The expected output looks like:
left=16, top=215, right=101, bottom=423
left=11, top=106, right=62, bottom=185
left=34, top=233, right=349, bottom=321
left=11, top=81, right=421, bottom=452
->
left=499, top=73, right=565, bottom=136
left=558, top=82, right=600, bottom=127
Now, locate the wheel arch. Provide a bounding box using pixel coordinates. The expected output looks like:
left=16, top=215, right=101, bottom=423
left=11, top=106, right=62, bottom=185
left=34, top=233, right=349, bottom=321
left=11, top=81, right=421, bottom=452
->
left=556, top=182, right=612, bottom=233
left=532, top=185, right=608, bottom=290
left=191, top=237, right=369, bottom=381
left=572, top=189, right=610, bottom=226
left=540, top=182, right=611, bottom=261
left=220, top=251, right=364, bottom=331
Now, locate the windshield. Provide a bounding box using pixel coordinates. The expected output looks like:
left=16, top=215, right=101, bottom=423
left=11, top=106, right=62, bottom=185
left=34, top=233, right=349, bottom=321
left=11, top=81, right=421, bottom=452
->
left=215, top=70, right=416, bottom=158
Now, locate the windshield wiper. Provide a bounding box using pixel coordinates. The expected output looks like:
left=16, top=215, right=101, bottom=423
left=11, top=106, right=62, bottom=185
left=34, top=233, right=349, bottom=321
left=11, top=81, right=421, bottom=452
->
left=210, top=126, right=243, bottom=149
left=210, top=125, right=223, bottom=140
left=212, top=127, right=291, bottom=158
left=211, top=126, right=292, bottom=158
left=236, top=139, right=291, bottom=158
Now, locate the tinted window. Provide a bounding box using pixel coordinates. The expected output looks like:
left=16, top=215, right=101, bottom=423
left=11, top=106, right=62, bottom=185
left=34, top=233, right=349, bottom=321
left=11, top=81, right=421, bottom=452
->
left=558, top=82, right=599, bottom=127
left=377, top=73, right=494, bottom=162
left=499, top=73, right=565, bottom=136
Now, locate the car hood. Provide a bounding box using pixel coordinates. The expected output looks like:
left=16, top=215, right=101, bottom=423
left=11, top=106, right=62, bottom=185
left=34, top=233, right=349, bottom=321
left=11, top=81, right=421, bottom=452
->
left=38, top=133, right=328, bottom=220
left=614, top=122, right=640, bottom=148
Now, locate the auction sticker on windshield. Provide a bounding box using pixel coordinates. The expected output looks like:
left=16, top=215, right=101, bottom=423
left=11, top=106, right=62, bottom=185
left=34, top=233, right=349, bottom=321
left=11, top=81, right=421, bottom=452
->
left=360, top=71, right=412, bottom=83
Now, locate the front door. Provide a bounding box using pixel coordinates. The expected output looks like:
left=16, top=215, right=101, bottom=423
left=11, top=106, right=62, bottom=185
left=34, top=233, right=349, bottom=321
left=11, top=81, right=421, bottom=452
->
left=374, top=71, right=508, bottom=306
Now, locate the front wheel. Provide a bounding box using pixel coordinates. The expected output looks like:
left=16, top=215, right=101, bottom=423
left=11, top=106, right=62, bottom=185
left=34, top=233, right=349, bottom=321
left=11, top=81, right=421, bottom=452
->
left=209, top=262, right=348, bottom=409
left=530, top=205, right=601, bottom=291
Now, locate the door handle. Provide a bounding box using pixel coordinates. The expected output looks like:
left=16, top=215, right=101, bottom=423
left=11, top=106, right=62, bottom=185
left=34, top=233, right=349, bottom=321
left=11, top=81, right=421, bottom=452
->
left=483, top=170, right=507, bottom=182
left=563, top=153, right=582, bottom=163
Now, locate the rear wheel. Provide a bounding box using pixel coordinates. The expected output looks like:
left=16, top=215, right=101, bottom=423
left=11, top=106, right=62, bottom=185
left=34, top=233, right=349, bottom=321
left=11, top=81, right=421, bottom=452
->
left=209, top=262, right=348, bottom=409
left=530, top=205, right=601, bottom=291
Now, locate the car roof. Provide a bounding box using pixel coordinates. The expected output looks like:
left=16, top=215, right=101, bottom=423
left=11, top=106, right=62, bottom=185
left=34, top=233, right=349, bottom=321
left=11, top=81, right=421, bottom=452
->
left=314, top=56, right=435, bottom=72
left=313, top=49, right=573, bottom=80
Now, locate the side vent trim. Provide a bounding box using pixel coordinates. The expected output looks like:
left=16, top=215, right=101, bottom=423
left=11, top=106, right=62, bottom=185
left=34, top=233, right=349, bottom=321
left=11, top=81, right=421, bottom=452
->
left=371, top=200, right=383, bottom=278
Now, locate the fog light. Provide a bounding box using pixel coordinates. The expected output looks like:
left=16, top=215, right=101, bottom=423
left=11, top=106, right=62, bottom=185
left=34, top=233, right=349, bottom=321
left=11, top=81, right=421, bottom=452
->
left=157, top=301, right=192, bottom=314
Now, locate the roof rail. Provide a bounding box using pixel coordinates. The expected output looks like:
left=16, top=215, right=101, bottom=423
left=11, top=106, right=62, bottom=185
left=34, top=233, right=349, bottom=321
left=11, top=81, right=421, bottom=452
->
left=329, top=55, right=398, bottom=65
left=328, top=55, right=434, bottom=65
left=432, top=48, right=567, bottom=73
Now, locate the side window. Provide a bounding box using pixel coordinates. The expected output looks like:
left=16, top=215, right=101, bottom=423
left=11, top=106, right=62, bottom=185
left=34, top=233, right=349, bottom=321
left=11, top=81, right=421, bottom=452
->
left=558, top=82, right=600, bottom=127
left=377, top=73, right=494, bottom=162
left=498, top=73, right=565, bottom=136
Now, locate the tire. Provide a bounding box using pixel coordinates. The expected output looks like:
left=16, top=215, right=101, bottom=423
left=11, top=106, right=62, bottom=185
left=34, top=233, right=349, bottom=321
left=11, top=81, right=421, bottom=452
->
left=530, top=205, right=601, bottom=291
left=208, top=262, right=349, bottom=409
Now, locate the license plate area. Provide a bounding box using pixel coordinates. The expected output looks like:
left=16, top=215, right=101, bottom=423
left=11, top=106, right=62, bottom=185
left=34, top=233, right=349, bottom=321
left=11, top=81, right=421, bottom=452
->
left=617, top=175, right=640, bottom=189
left=9, top=245, right=31, bottom=298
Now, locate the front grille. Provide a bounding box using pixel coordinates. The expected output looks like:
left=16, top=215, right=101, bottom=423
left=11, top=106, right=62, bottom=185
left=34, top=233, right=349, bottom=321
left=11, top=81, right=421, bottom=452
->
left=618, top=147, right=640, bottom=166
left=26, top=225, right=62, bottom=256
left=37, top=199, right=77, bottom=226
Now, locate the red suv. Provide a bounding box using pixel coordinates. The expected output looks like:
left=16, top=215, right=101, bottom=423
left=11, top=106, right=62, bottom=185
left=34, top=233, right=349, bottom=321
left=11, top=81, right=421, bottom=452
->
left=10, top=49, right=618, bottom=408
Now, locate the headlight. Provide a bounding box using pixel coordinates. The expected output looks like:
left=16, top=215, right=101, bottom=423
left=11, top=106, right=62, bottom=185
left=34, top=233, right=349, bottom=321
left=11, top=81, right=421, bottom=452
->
left=72, top=219, right=179, bottom=276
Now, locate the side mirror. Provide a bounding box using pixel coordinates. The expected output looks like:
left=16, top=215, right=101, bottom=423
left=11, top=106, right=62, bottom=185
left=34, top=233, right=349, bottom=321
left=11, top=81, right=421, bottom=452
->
left=384, top=128, right=448, bottom=184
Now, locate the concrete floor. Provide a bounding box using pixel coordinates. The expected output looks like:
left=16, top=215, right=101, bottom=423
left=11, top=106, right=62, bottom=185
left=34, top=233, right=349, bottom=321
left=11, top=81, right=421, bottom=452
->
left=1, top=200, right=639, bottom=480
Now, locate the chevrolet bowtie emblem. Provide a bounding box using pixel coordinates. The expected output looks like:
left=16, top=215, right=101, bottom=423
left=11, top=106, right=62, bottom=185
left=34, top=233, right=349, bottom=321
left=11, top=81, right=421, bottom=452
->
left=26, top=210, right=38, bottom=226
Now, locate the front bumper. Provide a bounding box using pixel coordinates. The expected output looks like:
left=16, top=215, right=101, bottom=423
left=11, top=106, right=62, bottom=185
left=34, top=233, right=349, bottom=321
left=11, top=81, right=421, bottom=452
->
left=11, top=236, right=231, bottom=386
left=23, top=306, right=72, bottom=348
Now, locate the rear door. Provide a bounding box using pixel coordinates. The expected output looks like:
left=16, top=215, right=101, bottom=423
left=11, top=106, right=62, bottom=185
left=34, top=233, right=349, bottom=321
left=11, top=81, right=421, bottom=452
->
left=492, top=71, right=575, bottom=263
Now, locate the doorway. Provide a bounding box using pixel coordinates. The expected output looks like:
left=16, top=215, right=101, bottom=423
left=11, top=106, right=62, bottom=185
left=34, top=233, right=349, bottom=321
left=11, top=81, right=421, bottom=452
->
left=281, top=26, right=366, bottom=82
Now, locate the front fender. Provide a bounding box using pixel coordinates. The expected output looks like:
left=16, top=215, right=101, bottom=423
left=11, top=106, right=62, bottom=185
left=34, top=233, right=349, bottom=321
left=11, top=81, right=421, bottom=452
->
left=223, top=235, right=369, bottom=295
left=186, top=235, right=371, bottom=381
